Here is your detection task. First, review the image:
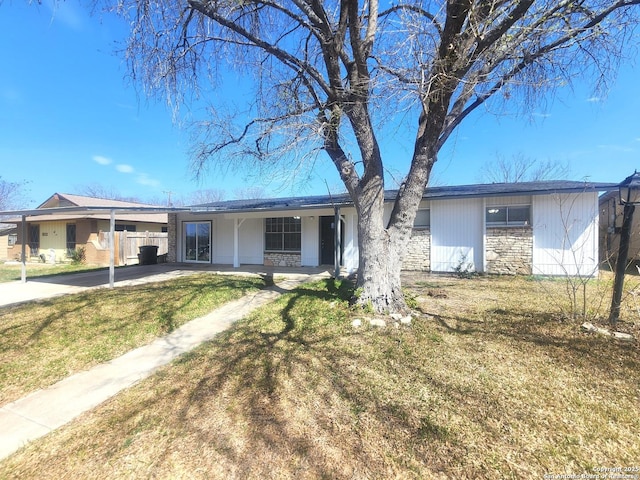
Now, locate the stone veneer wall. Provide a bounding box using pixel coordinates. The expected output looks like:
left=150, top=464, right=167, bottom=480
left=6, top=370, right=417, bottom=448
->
left=167, top=213, right=178, bottom=263
left=485, top=227, right=532, bottom=275
left=402, top=228, right=431, bottom=271
left=264, top=252, right=301, bottom=267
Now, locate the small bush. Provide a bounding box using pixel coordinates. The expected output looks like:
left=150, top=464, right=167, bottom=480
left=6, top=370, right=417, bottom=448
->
left=68, top=247, right=86, bottom=264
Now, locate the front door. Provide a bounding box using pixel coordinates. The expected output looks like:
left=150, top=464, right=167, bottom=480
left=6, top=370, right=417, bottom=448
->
left=320, top=216, right=344, bottom=266
left=184, top=222, right=211, bottom=262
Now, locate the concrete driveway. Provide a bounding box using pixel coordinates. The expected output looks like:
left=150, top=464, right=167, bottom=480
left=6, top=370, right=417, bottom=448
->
left=0, top=263, right=331, bottom=308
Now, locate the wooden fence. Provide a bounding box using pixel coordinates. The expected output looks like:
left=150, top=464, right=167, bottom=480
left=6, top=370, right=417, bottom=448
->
left=98, top=231, right=168, bottom=265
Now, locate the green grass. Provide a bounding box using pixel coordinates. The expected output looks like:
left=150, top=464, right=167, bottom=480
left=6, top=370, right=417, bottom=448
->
left=0, top=273, right=265, bottom=404
left=1, top=275, right=638, bottom=479
left=0, top=262, right=103, bottom=283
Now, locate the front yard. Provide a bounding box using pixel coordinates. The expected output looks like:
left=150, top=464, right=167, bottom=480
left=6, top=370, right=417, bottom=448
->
left=0, top=262, right=102, bottom=283
left=1, top=273, right=638, bottom=479
left=0, top=273, right=266, bottom=405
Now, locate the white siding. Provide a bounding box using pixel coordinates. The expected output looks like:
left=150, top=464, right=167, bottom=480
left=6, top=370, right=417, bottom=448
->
left=431, top=198, right=484, bottom=272
left=301, top=216, right=319, bottom=267
left=238, top=218, right=264, bottom=264
left=532, top=193, right=599, bottom=276
left=343, top=211, right=359, bottom=274
left=213, top=217, right=233, bottom=264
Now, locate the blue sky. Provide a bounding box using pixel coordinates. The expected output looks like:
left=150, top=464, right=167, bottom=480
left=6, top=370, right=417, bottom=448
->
left=1, top=1, right=638, bottom=208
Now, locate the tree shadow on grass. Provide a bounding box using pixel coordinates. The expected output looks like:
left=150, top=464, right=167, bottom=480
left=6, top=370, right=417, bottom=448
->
left=145, top=278, right=466, bottom=478
left=430, top=305, right=639, bottom=375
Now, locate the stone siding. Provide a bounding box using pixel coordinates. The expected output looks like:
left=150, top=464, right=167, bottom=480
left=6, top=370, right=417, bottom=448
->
left=485, top=227, right=533, bottom=275
left=167, top=213, right=178, bottom=263
left=402, top=228, right=431, bottom=272
left=264, top=252, right=301, bottom=267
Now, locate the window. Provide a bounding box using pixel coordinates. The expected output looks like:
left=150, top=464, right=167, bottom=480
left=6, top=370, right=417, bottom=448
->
left=265, top=217, right=301, bottom=251
left=8, top=233, right=17, bottom=246
left=66, top=224, right=76, bottom=255
left=29, top=224, right=40, bottom=256
left=413, top=209, right=430, bottom=228
left=184, top=222, right=211, bottom=262
left=115, top=224, right=136, bottom=232
left=486, top=205, right=531, bottom=226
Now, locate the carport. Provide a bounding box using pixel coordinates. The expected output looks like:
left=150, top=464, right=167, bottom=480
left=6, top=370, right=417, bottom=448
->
left=0, top=205, right=187, bottom=287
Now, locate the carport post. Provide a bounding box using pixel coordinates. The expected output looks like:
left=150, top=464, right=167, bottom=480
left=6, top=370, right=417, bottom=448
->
left=334, top=207, right=341, bottom=277
left=109, top=209, right=115, bottom=288
left=20, top=215, right=26, bottom=283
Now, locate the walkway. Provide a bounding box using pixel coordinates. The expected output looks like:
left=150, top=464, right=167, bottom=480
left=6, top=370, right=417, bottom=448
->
left=0, top=265, right=329, bottom=461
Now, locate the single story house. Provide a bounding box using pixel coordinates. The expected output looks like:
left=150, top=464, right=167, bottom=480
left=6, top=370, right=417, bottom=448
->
left=167, top=180, right=617, bottom=276
left=0, top=224, right=17, bottom=261
left=6, top=193, right=169, bottom=266
left=599, top=189, right=640, bottom=266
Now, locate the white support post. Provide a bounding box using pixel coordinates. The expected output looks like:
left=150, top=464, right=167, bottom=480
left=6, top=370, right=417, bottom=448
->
left=334, top=207, right=341, bottom=277
left=233, top=218, right=245, bottom=268
left=20, top=215, right=26, bottom=283
left=109, top=209, right=115, bottom=288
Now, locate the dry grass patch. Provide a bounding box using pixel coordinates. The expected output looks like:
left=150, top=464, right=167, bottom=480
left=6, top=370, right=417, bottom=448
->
left=1, top=275, right=638, bottom=479
left=0, top=273, right=265, bottom=404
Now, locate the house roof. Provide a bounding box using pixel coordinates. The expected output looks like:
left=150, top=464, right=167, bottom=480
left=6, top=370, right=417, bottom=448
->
left=2, top=193, right=177, bottom=224
left=190, top=180, right=619, bottom=214
left=37, top=193, right=156, bottom=209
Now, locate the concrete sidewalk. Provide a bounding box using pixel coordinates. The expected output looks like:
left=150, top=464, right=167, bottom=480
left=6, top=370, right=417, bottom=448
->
left=0, top=272, right=328, bottom=461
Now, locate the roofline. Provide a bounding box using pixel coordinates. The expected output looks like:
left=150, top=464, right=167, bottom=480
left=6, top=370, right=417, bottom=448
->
left=0, top=205, right=189, bottom=221
left=187, top=182, right=619, bottom=214
left=0, top=181, right=619, bottom=219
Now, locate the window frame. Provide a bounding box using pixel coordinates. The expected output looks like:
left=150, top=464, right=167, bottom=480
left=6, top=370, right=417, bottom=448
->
left=264, top=217, right=302, bottom=252
left=486, top=205, right=531, bottom=227
left=413, top=209, right=431, bottom=229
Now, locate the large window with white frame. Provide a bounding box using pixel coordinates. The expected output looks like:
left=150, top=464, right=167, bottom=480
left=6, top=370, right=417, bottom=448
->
left=184, top=222, right=211, bottom=262
left=486, top=205, right=531, bottom=226
left=265, top=217, right=301, bottom=252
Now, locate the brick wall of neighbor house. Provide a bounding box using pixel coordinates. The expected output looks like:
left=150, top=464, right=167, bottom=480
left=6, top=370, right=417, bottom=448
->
left=264, top=252, right=301, bottom=267
left=402, top=228, right=431, bottom=271
left=167, top=213, right=177, bottom=263
left=485, top=227, right=533, bottom=275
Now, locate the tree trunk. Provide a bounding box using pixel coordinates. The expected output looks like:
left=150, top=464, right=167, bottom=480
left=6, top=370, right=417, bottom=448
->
left=353, top=186, right=411, bottom=314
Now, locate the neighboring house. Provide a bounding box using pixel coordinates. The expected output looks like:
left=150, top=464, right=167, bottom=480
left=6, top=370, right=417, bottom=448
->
left=168, top=180, right=616, bottom=276
left=599, top=190, right=640, bottom=266
left=6, top=193, right=168, bottom=266
left=0, top=224, right=18, bottom=262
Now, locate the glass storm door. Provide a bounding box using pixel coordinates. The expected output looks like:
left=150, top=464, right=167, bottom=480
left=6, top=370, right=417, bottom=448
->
left=184, top=222, right=211, bottom=262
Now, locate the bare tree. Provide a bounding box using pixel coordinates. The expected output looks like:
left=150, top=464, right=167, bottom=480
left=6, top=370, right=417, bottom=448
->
left=114, top=0, right=640, bottom=313
left=232, top=187, right=267, bottom=200
left=0, top=177, right=29, bottom=212
left=185, top=188, right=226, bottom=205
left=478, top=153, right=571, bottom=183
left=76, top=183, right=142, bottom=203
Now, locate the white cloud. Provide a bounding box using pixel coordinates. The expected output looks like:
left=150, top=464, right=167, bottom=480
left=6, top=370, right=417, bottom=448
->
left=93, top=155, right=112, bottom=166
left=116, top=164, right=135, bottom=173
left=137, top=173, right=161, bottom=187
left=586, top=97, right=601, bottom=103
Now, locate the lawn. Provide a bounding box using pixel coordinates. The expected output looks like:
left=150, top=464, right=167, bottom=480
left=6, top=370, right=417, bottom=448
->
left=1, top=274, right=638, bottom=479
left=0, top=273, right=266, bottom=405
left=0, top=262, right=102, bottom=283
